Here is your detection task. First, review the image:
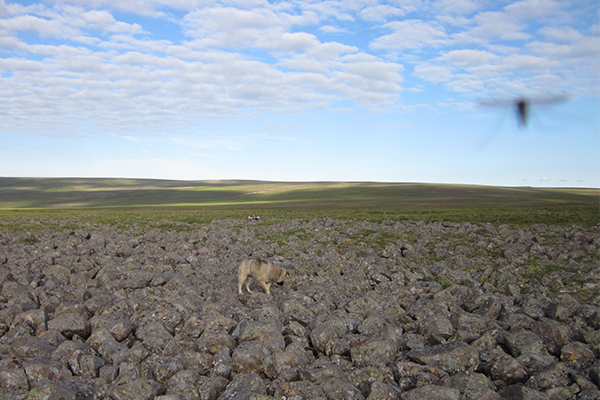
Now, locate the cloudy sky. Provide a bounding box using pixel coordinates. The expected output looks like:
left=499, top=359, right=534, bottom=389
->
left=1, top=0, right=598, bottom=187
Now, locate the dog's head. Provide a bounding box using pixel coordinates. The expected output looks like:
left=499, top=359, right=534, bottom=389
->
left=276, top=268, right=287, bottom=284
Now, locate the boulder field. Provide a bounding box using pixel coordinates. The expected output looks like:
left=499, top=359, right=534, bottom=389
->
left=0, top=217, right=598, bottom=399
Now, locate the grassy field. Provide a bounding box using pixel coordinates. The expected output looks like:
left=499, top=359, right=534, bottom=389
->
left=0, top=177, right=598, bottom=229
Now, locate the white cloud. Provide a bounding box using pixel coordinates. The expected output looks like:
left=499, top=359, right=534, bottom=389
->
left=504, top=0, right=562, bottom=20
left=434, top=0, right=480, bottom=15
left=182, top=6, right=318, bottom=51
left=539, top=26, right=584, bottom=42
left=413, top=63, right=453, bottom=83
left=370, top=20, right=447, bottom=51
left=503, top=54, right=554, bottom=72
left=319, top=25, right=346, bottom=33
left=455, top=11, right=530, bottom=43
left=0, top=0, right=8, bottom=17
left=0, top=0, right=597, bottom=139
left=440, top=49, right=499, bottom=69
left=359, top=5, right=407, bottom=22
left=0, top=14, right=77, bottom=37
left=0, top=6, right=146, bottom=41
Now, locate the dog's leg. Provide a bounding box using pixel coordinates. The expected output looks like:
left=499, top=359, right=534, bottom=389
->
left=238, top=261, right=248, bottom=295
left=260, top=281, right=272, bottom=295
left=245, top=276, right=253, bottom=293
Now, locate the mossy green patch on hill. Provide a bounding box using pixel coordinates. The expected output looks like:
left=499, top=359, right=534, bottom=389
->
left=0, top=178, right=598, bottom=228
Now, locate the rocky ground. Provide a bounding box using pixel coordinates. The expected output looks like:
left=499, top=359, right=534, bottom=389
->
left=0, top=217, right=599, bottom=400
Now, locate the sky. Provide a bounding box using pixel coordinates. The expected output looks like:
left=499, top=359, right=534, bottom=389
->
left=0, top=0, right=599, bottom=188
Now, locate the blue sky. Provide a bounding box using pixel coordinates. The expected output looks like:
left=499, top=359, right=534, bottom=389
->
left=0, top=0, right=598, bottom=187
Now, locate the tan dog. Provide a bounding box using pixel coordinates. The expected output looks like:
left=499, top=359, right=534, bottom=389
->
left=237, top=259, right=287, bottom=295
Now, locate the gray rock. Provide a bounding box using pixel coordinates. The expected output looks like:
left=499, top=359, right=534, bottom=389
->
left=418, top=315, right=454, bottom=339
left=196, top=332, right=236, bottom=354
left=109, top=378, right=166, bottom=400
left=10, top=336, right=57, bottom=359
left=22, top=359, right=72, bottom=389
left=0, top=361, right=29, bottom=390
left=401, top=385, right=460, bottom=400
left=530, top=319, right=573, bottom=356
left=577, top=390, right=600, bottom=400
left=216, top=372, right=271, bottom=400
left=89, top=313, right=133, bottom=342
left=449, top=372, right=502, bottom=400
left=180, top=351, right=213, bottom=376
left=231, top=341, right=270, bottom=375
left=526, top=362, right=570, bottom=391
left=211, top=346, right=233, bottom=379
left=407, top=341, right=479, bottom=375
left=111, top=341, right=150, bottom=365
left=272, top=379, right=327, bottom=399
left=69, top=351, right=105, bottom=379
left=489, top=349, right=528, bottom=385
left=320, top=377, right=365, bottom=400
left=165, top=370, right=201, bottom=400
left=505, top=331, right=546, bottom=357
left=197, top=376, right=229, bottom=400
left=545, top=384, right=581, bottom=400
left=238, top=320, right=284, bottom=353
left=310, top=314, right=351, bottom=356
left=21, top=382, right=76, bottom=400
left=351, top=336, right=400, bottom=367
left=87, top=327, right=127, bottom=359
left=365, top=381, right=402, bottom=400
left=47, top=312, right=91, bottom=339
left=300, top=359, right=347, bottom=384
left=560, top=341, right=595, bottom=369
left=499, top=385, right=548, bottom=400
left=136, top=321, right=174, bottom=354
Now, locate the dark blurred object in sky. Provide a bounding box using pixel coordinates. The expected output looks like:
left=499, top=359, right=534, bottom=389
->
left=479, top=94, right=569, bottom=128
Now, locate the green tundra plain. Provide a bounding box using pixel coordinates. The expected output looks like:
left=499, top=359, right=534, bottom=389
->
left=0, top=177, right=598, bottom=231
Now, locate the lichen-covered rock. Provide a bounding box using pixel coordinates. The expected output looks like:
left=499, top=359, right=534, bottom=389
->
left=351, top=336, right=400, bottom=367
left=526, top=362, right=570, bottom=391
left=449, top=372, right=502, bottom=400
left=47, top=312, right=91, bottom=340
left=364, top=381, right=402, bottom=400
left=489, top=349, right=527, bottom=385
left=310, top=314, right=352, bottom=356
left=109, top=378, right=166, bottom=400
left=0, top=360, right=29, bottom=391
left=231, top=341, right=270, bottom=375
left=22, top=359, right=72, bottom=388
left=238, top=320, right=284, bottom=353
left=216, top=372, right=272, bottom=400
left=560, top=341, right=595, bottom=369
left=89, top=313, right=133, bottom=342
left=401, top=384, right=460, bottom=400
left=136, top=321, right=175, bottom=354
left=87, top=327, right=127, bottom=359
left=498, top=384, right=547, bottom=400
left=407, top=341, right=479, bottom=375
